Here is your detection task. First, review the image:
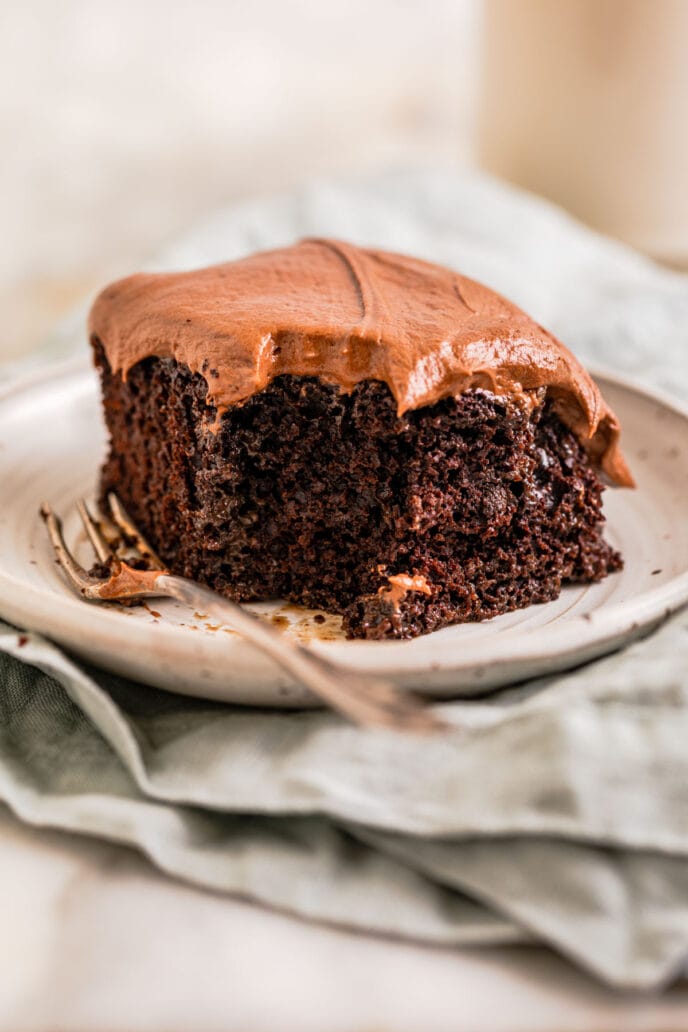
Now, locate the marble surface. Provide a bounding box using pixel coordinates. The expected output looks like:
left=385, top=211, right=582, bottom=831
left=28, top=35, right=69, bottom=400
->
left=2, top=807, right=688, bottom=1032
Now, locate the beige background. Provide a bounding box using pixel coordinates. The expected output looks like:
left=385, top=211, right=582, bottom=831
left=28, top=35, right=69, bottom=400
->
left=5, top=0, right=688, bottom=367
left=1, top=0, right=478, bottom=363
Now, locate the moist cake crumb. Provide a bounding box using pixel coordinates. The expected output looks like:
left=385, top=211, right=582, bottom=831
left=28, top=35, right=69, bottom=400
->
left=94, top=345, right=622, bottom=640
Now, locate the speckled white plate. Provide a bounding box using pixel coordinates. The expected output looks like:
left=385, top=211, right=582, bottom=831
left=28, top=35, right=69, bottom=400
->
left=1, top=359, right=687, bottom=705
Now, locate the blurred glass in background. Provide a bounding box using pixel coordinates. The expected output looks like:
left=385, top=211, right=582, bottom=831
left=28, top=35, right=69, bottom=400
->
left=479, top=0, right=688, bottom=267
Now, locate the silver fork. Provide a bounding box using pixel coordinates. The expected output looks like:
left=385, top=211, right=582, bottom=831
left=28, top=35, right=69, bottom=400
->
left=40, top=494, right=445, bottom=733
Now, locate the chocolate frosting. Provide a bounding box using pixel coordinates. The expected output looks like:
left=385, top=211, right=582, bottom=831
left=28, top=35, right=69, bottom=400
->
left=89, top=238, right=633, bottom=486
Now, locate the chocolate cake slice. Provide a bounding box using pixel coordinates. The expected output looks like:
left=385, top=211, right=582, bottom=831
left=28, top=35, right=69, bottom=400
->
left=90, top=239, right=633, bottom=640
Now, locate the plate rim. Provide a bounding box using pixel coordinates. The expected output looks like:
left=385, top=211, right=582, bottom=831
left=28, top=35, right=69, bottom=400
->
left=1, top=357, right=687, bottom=687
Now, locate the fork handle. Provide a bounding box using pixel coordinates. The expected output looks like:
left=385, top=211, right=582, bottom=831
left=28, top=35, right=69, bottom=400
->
left=156, top=575, right=441, bottom=733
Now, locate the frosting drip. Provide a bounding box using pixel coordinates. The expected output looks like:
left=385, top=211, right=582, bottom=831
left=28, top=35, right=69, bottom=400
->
left=89, top=238, right=633, bottom=486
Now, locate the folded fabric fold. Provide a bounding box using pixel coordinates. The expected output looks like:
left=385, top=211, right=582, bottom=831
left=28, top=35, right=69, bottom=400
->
left=4, top=615, right=688, bottom=852
left=2, top=614, right=688, bottom=990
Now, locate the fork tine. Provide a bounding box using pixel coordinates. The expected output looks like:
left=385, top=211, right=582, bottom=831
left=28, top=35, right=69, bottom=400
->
left=76, top=499, right=113, bottom=564
left=107, top=492, right=165, bottom=571
left=40, top=503, right=98, bottom=592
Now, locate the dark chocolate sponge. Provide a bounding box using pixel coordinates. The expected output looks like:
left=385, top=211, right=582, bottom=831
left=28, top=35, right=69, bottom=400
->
left=94, top=342, right=621, bottom=640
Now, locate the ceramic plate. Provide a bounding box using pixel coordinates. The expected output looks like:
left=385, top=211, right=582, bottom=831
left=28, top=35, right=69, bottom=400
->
left=1, top=360, right=687, bottom=705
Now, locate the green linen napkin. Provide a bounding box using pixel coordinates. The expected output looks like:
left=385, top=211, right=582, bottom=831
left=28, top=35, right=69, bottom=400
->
left=2, top=609, right=688, bottom=990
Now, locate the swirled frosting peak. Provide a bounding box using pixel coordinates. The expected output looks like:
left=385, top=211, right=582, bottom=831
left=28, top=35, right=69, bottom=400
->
left=89, top=238, right=633, bottom=486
